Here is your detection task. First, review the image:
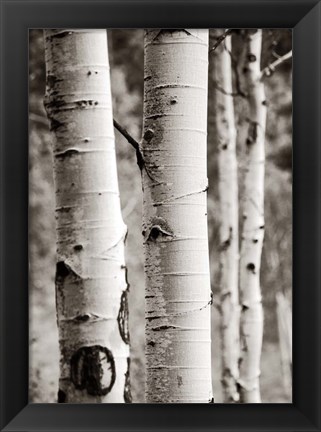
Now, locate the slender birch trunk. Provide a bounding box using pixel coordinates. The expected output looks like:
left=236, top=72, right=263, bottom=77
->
left=44, top=29, right=131, bottom=403
left=210, top=29, right=240, bottom=403
left=276, top=292, right=292, bottom=394
left=238, top=29, right=266, bottom=403
left=142, top=29, right=213, bottom=403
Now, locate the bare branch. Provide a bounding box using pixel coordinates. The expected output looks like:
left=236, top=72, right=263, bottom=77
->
left=113, top=118, right=146, bottom=172
left=209, top=29, right=232, bottom=53
left=272, top=50, right=281, bottom=60
left=113, top=119, right=161, bottom=184
left=113, top=119, right=140, bottom=154
left=260, top=50, right=292, bottom=79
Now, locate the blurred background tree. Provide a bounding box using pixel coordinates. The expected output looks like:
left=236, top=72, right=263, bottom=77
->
left=29, top=28, right=292, bottom=403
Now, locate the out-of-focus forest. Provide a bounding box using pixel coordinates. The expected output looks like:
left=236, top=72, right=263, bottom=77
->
left=29, top=29, right=292, bottom=403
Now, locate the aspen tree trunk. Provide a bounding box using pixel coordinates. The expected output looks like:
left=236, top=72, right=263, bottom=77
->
left=44, top=29, right=131, bottom=403
left=276, top=292, right=292, bottom=394
left=238, top=29, right=266, bottom=403
left=210, top=29, right=240, bottom=403
left=142, top=29, right=213, bottom=403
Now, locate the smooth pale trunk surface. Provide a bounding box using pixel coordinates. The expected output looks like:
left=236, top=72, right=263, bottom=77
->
left=44, top=29, right=130, bottom=403
left=142, top=29, right=213, bottom=403
left=239, top=29, right=266, bottom=403
left=210, top=30, right=240, bottom=403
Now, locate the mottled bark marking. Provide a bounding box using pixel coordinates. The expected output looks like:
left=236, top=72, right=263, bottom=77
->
left=55, top=261, right=82, bottom=282
left=117, top=288, right=130, bottom=344
left=58, top=389, right=67, bottom=403
left=143, top=216, right=174, bottom=242
left=70, top=345, right=116, bottom=396
left=124, top=357, right=132, bottom=403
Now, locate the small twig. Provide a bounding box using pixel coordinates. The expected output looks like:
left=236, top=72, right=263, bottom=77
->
left=260, top=50, right=292, bottom=79
left=113, top=119, right=145, bottom=171
left=113, top=119, right=161, bottom=184
left=209, top=29, right=232, bottom=53
left=272, top=50, right=281, bottom=60
left=113, top=119, right=141, bottom=155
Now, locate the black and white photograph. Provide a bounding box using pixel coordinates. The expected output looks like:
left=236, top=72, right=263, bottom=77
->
left=29, top=28, right=292, bottom=404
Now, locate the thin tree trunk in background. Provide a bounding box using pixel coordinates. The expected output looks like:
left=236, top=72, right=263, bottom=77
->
left=44, top=29, right=131, bottom=403
left=239, top=29, right=266, bottom=403
left=210, top=29, right=240, bottom=403
left=142, top=29, right=213, bottom=403
left=276, top=292, right=292, bottom=394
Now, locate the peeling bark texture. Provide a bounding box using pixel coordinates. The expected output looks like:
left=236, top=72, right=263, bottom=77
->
left=44, top=29, right=130, bottom=402
left=238, top=29, right=266, bottom=403
left=210, top=30, right=240, bottom=403
left=143, top=29, right=213, bottom=403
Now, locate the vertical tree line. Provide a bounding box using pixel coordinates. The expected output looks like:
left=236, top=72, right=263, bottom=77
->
left=238, top=29, right=266, bottom=403
left=209, top=29, right=240, bottom=403
left=142, top=29, right=212, bottom=403
left=44, top=29, right=130, bottom=403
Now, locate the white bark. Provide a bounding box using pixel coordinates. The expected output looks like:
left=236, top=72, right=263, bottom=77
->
left=142, top=29, right=213, bottom=403
left=210, top=30, right=240, bottom=402
left=238, top=29, right=266, bottom=403
left=44, top=29, right=130, bottom=403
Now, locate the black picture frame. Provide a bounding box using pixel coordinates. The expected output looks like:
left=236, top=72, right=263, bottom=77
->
left=1, top=0, right=320, bottom=431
